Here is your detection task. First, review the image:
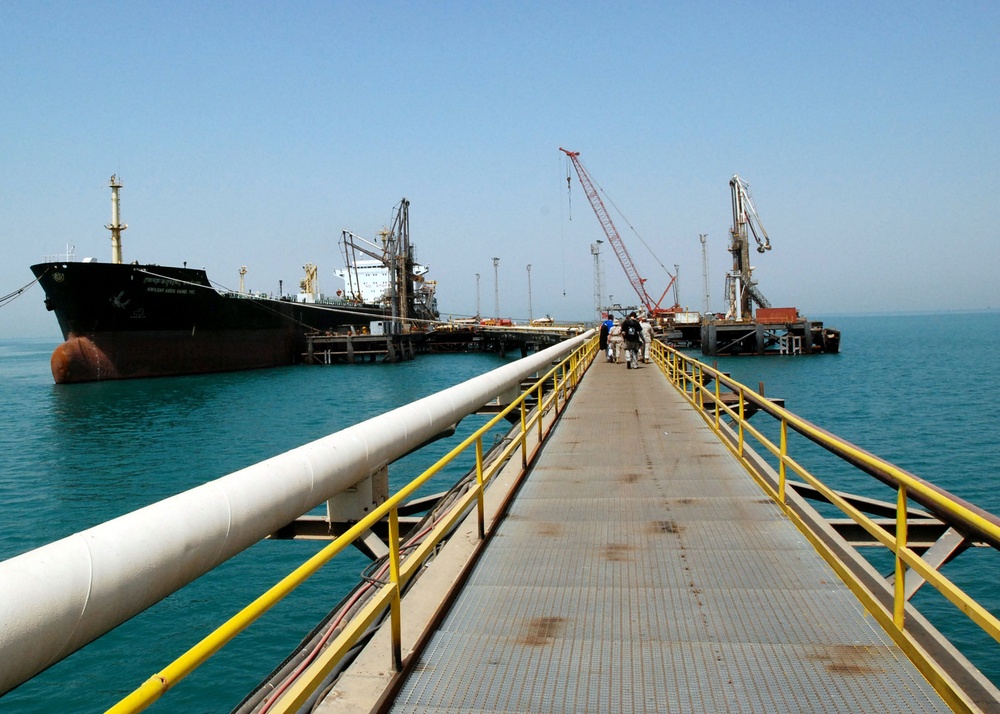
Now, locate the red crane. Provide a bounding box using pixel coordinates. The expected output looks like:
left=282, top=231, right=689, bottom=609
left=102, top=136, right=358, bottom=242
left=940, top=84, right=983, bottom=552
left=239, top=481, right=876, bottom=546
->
left=560, top=148, right=678, bottom=315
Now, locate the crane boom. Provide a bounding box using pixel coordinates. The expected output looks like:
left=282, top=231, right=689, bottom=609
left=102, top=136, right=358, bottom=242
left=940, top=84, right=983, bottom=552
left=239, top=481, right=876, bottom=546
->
left=560, top=148, right=676, bottom=314
left=730, top=175, right=771, bottom=255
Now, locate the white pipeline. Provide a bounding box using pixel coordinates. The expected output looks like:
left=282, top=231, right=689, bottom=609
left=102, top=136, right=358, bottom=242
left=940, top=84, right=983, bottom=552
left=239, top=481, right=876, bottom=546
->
left=0, top=332, right=591, bottom=695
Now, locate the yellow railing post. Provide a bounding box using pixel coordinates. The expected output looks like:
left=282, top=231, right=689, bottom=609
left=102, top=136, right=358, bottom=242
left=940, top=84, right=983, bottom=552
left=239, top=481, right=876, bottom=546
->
left=738, top=388, right=745, bottom=457
left=714, top=372, right=721, bottom=430
left=779, top=419, right=788, bottom=503
left=520, top=399, right=528, bottom=468
left=475, top=436, right=485, bottom=540
left=553, top=367, right=560, bottom=416
left=536, top=382, right=544, bottom=440
left=388, top=506, right=402, bottom=672
left=895, top=485, right=908, bottom=629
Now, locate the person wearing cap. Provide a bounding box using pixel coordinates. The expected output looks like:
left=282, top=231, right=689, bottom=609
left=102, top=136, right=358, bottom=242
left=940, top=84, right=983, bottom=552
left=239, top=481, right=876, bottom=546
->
left=621, top=311, right=643, bottom=369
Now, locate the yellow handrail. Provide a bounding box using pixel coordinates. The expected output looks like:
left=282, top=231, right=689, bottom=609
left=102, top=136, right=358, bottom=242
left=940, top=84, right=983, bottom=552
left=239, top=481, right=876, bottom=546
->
left=108, top=335, right=599, bottom=714
left=651, top=339, right=1000, bottom=652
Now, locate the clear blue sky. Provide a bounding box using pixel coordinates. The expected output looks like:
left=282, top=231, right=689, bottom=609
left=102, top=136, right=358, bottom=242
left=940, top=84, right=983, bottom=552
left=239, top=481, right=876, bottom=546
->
left=2, top=1, right=998, bottom=338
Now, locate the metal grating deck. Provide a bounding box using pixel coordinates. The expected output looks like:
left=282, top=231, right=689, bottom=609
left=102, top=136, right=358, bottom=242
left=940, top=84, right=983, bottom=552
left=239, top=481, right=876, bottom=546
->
left=389, top=358, right=950, bottom=712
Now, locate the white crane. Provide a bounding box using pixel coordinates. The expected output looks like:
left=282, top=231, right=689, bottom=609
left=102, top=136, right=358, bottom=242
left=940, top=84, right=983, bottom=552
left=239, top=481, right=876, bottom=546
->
left=726, top=175, right=772, bottom=320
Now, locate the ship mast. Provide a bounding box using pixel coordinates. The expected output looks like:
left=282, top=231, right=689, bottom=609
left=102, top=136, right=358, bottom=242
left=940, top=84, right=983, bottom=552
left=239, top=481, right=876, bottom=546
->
left=105, top=175, right=127, bottom=264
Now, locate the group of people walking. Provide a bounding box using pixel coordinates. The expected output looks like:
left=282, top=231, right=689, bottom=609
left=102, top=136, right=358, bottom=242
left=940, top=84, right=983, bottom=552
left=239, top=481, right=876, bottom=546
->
left=599, top=311, right=653, bottom=370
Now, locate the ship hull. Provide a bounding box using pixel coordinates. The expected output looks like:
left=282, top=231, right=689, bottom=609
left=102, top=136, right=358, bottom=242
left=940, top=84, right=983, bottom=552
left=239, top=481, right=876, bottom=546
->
left=31, top=261, right=386, bottom=383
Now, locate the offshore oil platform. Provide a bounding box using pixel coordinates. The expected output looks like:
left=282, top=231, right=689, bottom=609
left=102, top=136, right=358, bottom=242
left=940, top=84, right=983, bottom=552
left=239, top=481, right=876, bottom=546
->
left=700, top=175, right=840, bottom=356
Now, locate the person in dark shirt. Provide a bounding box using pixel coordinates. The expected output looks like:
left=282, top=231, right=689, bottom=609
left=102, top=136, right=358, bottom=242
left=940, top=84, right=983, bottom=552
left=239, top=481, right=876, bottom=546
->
left=621, top=311, right=642, bottom=369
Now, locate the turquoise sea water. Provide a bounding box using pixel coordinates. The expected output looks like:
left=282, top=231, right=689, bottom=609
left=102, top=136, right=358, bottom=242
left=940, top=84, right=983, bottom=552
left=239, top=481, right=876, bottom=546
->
left=1, top=312, right=998, bottom=711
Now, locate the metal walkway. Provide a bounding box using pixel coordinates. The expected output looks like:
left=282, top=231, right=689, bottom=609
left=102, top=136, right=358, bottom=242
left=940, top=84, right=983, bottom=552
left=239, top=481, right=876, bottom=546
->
left=386, top=358, right=950, bottom=712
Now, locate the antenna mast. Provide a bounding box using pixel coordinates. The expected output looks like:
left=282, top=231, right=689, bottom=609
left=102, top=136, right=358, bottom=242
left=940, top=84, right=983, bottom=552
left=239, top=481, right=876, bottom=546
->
left=700, top=234, right=709, bottom=314
left=591, top=240, right=604, bottom=320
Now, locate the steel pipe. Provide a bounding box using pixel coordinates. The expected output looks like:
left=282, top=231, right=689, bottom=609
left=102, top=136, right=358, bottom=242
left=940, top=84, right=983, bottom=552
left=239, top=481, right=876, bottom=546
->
left=0, top=332, right=591, bottom=695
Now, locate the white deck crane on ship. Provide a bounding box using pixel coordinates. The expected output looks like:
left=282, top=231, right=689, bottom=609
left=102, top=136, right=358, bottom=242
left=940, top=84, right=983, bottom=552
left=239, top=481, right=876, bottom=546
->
left=338, top=199, right=437, bottom=334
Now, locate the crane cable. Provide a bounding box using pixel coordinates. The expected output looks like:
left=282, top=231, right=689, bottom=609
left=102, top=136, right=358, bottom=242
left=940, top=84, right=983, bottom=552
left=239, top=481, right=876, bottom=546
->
left=560, top=155, right=569, bottom=295
left=565, top=155, right=573, bottom=221
left=589, top=174, right=674, bottom=279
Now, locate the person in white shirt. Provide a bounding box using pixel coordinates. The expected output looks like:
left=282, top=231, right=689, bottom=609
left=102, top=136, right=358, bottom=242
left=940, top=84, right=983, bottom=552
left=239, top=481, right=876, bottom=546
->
left=608, top=320, right=623, bottom=363
left=640, top=316, right=654, bottom=363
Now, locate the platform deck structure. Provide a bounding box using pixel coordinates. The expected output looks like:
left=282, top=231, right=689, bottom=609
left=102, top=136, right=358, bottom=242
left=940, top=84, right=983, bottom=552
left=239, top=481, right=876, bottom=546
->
left=305, top=332, right=420, bottom=364
left=377, top=358, right=950, bottom=712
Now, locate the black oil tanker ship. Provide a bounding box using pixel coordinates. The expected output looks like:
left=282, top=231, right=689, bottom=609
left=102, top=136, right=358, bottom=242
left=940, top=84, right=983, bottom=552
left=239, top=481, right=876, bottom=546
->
left=30, top=177, right=435, bottom=384
left=30, top=260, right=390, bottom=383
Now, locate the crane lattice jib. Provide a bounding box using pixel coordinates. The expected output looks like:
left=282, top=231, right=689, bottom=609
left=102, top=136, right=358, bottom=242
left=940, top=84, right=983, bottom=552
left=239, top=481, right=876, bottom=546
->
left=732, top=177, right=771, bottom=252
left=561, top=148, right=655, bottom=313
